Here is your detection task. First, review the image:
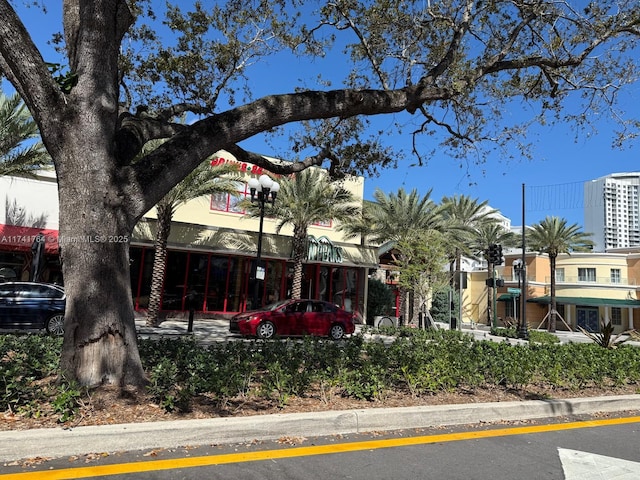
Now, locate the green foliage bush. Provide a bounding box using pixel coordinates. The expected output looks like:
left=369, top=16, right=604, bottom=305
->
left=2, top=330, right=640, bottom=420
left=366, top=278, right=395, bottom=324
left=491, top=327, right=561, bottom=345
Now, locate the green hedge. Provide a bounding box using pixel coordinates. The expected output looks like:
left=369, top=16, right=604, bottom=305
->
left=2, top=330, right=640, bottom=419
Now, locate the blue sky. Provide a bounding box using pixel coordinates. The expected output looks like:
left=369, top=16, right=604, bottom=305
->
left=6, top=2, right=640, bottom=230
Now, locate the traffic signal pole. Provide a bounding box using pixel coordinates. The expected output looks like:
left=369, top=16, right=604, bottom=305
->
left=492, top=269, right=498, bottom=328
left=487, top=243, right=503, bottom=328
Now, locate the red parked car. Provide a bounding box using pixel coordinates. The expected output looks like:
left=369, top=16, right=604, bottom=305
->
left=230, top=299, right=356, bottom=340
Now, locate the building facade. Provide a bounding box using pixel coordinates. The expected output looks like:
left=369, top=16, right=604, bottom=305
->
left=584, top=172, right=640, bottom=252
left=0, top=151, right=378, bottom=318
left=494, top=252, right=640, bottom=333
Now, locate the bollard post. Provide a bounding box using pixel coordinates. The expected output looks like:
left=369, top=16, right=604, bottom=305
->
left=186, top=290, right=196, bottom=333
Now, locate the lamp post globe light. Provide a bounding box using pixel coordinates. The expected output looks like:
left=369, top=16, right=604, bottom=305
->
left=248, top=175, right=279, bottom=310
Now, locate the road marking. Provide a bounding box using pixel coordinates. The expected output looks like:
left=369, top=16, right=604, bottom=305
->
left=559, top=448, right=640, bottom=479
left=2, top=416, right=640, bottom=479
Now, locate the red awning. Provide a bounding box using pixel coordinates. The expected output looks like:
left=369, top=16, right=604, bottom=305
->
left=0, top=224, right=59, bottom=254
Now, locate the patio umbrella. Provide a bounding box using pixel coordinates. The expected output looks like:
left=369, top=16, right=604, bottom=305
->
left=30, top=232, right=46, bottom=282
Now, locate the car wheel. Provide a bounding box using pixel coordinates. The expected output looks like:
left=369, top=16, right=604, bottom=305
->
left=46, top=313, right=65, bottom=336
left=329, top=323, right=345, bottom=340
left=256, top=321, right=275, bottom=339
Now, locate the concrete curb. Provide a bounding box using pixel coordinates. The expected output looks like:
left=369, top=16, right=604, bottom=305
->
left=1, top=394, right=639, bottom=462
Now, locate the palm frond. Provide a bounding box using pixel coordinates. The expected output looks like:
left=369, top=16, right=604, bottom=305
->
left=0, top=90, right=51, bottom=177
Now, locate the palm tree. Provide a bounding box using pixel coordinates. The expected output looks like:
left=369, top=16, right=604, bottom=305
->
left=365, top=187, right=442, bottom=324
left=528, top=216, right=594, bottom=332
left=0, top=89, right=50, bottom=176
left=336, top=199, right=376, bottom=247
left=145, top=160, right=241, bottom=326
left=367, top=188, right=442, bottom=244
left=439, top=195, right=497, bottom=273
left=258, top=168, right=359, bottom=300
left=471, top=223, right=520, bottom=326
left=439, top=195, right=500, bottom=326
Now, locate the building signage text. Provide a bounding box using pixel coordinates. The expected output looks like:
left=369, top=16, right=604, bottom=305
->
left=307, top=235, right=343, bottom=264
left=210, top=156, right=265, bottom=176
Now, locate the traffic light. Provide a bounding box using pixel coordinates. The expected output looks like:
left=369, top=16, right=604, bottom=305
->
left=488, top=244, right=496, bottom=263
left=487, top=243, right=504, bottom=265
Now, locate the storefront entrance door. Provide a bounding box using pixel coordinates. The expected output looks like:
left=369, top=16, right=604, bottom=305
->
left=577, top=306, right=599, bottom=332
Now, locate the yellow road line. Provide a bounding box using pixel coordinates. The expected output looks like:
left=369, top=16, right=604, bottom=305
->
left=3, top=416, right=640, bottom=480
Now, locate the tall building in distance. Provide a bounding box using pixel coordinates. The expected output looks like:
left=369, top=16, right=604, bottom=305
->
left=584, top=172, right=640, bottom=252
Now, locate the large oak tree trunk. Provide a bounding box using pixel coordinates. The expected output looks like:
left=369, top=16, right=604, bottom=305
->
left=56, top=142, right=147, bottom=388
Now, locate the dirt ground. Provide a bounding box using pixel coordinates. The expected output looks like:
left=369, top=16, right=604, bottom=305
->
left=2, top=381, right=638, bottom=432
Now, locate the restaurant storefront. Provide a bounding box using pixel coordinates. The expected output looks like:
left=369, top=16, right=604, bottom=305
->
left=129, top=245, right=367, bottom=315
left=1, top=153, right=378, bottom=317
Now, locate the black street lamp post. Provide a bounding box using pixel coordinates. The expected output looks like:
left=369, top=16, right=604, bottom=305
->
left=248, top=174, right=279, bottom=310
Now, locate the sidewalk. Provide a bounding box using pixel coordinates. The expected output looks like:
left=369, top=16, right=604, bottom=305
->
left=134, top=315, right=616, bottom=346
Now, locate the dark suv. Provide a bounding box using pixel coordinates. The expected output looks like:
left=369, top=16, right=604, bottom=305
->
left=0, top=282, right=65, bottom=336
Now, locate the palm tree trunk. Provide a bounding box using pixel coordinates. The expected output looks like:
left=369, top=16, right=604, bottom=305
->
left=290, top=227, right=307, bottom=299
left=549, top=255, right=557, bottom=332
left=146, top=203, right=172, bottom=327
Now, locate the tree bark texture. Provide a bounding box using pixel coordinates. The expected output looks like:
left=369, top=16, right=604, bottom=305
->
left=56, top=147, right=146, bottom=387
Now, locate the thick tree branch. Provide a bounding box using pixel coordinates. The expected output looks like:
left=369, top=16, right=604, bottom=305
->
left=224, top=144, right=324, bottom=174
left=115, top=112, right=188, bottom=165
left=130, top=85, right=452, bottom=216
left=0, top=0, right=66, bottom=139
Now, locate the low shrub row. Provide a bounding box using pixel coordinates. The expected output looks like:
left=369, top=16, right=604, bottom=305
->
left=490, top=327, right=561, bottom=344
left=2, top=328, right=640, bottom=421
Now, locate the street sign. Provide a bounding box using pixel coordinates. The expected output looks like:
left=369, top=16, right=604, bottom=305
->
left=507, top=287, right=521, bottom=294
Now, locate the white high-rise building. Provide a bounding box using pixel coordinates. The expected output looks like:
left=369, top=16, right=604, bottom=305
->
left=584, top=172, right=640, bottom=252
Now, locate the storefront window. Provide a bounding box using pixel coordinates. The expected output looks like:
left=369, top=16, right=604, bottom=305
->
left=264, top=260, right=284, bottom=305
left=184, top=253, right=209, bottom=311
left=126, top=244, right=364, bottom=315
left=301, top=264, right=316, bottom=299
left=344, top=269, right=358, bottom=312
left=206, top=255, right=229, bottom=312
left=331, top=268, right=343, bottom=306
left=130, top=247, right=154, bottom=309
left=0, top=252, right=25, bottom=281
left=210, top=181, right=248, bottom=214
left=318, top=266, right=330, bottom=301
left=161, top=251, right=189, bottom=310
left=227, top=257, right=251, bottom=312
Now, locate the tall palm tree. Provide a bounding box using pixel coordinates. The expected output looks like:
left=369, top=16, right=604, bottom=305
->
left=365, top=187, right=442, bottom=323
left=367, top=188, right=442, bottom=244
left=336, top=199, right=376, bottom=247
left=0, top=89, right=50, bottom=177
left=439, top=195, right=497, bottom=273
left=259, top=168, right=359, bottom=300
left=528, top=216, right=594, bottom=332
left=145, top=160, right=241, bottom=326
left=471, top=223, right=520, bottom=326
